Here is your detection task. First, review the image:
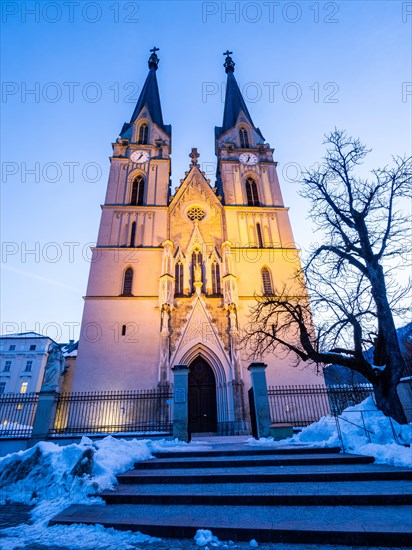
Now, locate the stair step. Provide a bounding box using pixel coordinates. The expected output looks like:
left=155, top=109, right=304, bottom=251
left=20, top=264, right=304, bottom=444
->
left=135, top=453, right=373, bottom=469
left=101, top=479, right=412, bottom=506
left=50, top=503, right=412, bottom=546
left=117, top=463, right=412, bottom=485
left=152, top=445, right=342, bottom=459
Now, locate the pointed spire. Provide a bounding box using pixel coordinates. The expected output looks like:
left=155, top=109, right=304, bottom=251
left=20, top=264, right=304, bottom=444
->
left=120, top=47, right=171, bottom=138
left=219, top=50, right=255, bottom=135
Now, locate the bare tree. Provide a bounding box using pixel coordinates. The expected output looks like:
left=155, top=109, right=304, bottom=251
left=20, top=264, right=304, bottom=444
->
left=243, top=130, right=411, bottom=423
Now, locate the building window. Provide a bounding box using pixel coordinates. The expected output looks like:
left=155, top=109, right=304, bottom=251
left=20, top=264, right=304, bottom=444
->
left=239, top=128, right=249, bottom=148
left=130, top=221, right=136, bottom=247
left=0, top=382, right=5, bottom=395
left=211, top=261, right=221, bottom=295
left=131, top=176, right=145, bottom=205
left=121, top=324, right=127, bottom=336
left=261, top=267, right=273, bottom=295
left=20, top=382, right=28, bottom=394
left=138, top=123, right=148, bottom=145
left=256, top=223, right=264, bottom=248
left=9, top=345, right=15, bottom=351
left=4, top=361, right=11, bottom=372
left=122, top=267, right=134, bottom=296
left=187, top=206, right=205, bottom=221
left=175, top=261, right=184, bottom=295
left=245, top=178, right=259, bottom=206
left=25, top=360, right=33, bottom=372
left=29, top=345, right=36, bottom=351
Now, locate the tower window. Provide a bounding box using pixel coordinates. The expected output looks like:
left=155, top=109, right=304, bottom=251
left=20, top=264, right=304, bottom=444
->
left=245, top=178, right=259, bottom=206
left=9, top=345, right=15, bottom=351
left=261, top=267, right=273, bottom=295
left=25, top=360, right=33, bottom=372
left=211, top=261, right=221, bottom=295
left=256, top=223, right=264, bottom=248
left=122, top=268, right=134, bottom=296
left=30, top=345, right=36, bottom=350
left=0, top=382, right=5, bottom=395
left=138, top=123, right=148, bottom=145
left=131, top=176, right=145, bottom=205
left=20, top=382, right=28, bottom=394
left=239, top=128, right=249, bottom=148
left=3, top=361, right=11, bottom=372
left=130, top=222, right=136, bottom=247
left=175, top=261, right=184, bottom=295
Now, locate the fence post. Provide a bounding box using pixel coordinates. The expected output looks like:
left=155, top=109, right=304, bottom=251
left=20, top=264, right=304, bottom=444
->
left=27, top=390, right=59, bottom=448
left=172, top=364, right=189, bottom=442
left=248, top=362, right=271, bottom=439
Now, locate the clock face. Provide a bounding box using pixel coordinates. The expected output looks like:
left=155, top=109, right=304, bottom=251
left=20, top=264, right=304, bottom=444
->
left=239, top=153, right=258, bottom=166
left=130, top=150, right=150, bottom=164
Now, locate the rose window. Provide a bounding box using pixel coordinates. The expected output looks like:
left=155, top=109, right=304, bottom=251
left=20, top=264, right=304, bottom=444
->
left=186, top=206, right=205, bottom=221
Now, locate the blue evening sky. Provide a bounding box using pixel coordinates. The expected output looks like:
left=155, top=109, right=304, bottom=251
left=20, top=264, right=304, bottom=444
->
left=1, top=1, right=411, bottom=341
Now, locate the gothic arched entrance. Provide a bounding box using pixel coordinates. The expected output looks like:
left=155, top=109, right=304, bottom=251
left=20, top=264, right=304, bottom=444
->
left=188, top=357, right=217, bottom=433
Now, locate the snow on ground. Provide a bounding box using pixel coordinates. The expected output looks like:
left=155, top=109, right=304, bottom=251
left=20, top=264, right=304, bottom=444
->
left=0, top=436, right=189, bottom=549
left=249, top=397, right=412, bottom=468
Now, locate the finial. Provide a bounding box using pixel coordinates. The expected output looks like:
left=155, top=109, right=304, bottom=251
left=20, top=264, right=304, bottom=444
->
left=189, top=147, right=200, bottom=167
left=148, top=47, right=160, bottom=70
left=223, top=50, right=235, bottom=73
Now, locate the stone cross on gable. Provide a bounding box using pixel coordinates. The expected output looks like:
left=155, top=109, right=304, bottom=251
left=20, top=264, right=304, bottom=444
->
left=189, top=148, right=200, bottom=166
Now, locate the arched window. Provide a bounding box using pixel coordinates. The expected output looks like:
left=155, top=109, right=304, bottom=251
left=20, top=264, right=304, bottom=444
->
left=261, top=267, right=273, bottom=295
left=175, top=261, right=184, bottom=295
left=239, top=128, right=249, bottom=148
left=122, top=267, right=134, bottom=296
left=130, top=222, right=136, bottom=247
left=138, top=123, right=148, bottom=145
left=211, top=261, right=221, bottom=295
left=131, top=176, right=145, bottom=205
left=256, top=223, right=264, bottom=248
left=245, top=177, right=259, bottom=206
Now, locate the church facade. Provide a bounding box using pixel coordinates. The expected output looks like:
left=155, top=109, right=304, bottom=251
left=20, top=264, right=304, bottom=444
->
left=70, top=49, right=321, bottom=434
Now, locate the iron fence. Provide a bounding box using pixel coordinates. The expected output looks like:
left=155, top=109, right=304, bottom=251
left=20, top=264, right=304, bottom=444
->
left=268, top=384, right=374, bottom=427
left=50, top=389, right=173, bottom=436
left=0, top=392, right=39, bottom=437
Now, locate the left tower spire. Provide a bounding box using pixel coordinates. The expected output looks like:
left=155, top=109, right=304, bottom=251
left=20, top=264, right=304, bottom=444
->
left=120, top=47, right=171, bottom=139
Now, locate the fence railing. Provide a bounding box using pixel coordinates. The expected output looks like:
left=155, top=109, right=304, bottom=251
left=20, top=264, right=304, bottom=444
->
left=49, top=389, right=173, bottom=436
left=0, top=392, right=39, bottom=438
left=268, top=384, right=374, bottom=427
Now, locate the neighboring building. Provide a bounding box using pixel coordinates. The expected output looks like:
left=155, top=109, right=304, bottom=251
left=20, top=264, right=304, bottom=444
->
left=71, top=50, right=321, bottom=433
left=0, top=332, right=77, bottom=395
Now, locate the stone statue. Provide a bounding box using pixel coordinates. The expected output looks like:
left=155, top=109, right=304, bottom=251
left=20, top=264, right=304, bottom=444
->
left=194, top=263, right=202, bottom=283
left=42, top=345, right=64, bottom=391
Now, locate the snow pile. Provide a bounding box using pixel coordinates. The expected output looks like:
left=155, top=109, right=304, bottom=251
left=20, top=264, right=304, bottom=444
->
left=194, top=529, right=220, bottom=546
left=250, top=397, right=412, bottom=468
left=0, top=436, right=186, bottom=548
left=0, top=435, right=153, bottom=504
left=194, top=529, right=238, bottom=548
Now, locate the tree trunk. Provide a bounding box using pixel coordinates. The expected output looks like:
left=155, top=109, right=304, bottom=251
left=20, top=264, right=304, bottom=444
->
left=372, top=376, right=407, bottom=424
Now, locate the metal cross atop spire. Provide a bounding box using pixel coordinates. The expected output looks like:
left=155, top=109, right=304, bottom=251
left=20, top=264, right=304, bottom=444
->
left=148, top=47, right=160, bottom=70
left=223, top=50, right=235, bottom=73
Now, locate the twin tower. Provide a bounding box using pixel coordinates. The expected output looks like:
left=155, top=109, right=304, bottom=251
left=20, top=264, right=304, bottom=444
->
left=70, top=49, right=318, bottom=434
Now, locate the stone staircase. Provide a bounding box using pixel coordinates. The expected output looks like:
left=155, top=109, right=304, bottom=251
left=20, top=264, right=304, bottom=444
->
left=50, top=443, right=412, bottom=546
